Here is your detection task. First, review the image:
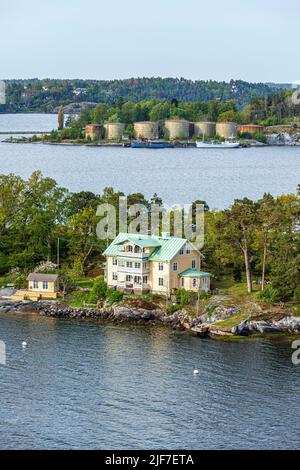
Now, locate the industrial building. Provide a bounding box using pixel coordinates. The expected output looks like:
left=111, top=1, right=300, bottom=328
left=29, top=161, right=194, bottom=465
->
left=238, top=124, right=264, bottom=135
left=164, top=119, right=190, bottom=140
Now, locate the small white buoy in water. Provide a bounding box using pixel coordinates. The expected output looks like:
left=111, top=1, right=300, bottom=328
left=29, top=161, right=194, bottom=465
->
left=22, top=341, right=27, bottom=348
left=193, top=369, right=199, bottom=375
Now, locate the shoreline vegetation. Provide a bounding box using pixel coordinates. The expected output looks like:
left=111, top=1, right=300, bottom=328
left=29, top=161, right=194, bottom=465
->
left=0, top=172, right=299, bottom=339
left=2, top=84, right=300, bottom=146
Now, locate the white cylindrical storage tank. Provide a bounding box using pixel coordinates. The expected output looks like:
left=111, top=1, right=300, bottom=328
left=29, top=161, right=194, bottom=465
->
left=103, top=122, right=125, bottom=140
left=164, top=119, right=190, bottom=140
left=194, top=121, right=216, bottom=138
left=134, top=121, right=159, bottom=140
left=216, top=122, right=238, bottom=139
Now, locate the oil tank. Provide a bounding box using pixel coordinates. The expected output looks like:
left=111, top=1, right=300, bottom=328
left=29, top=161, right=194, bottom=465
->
left=164, top=119, right=190, bottom=140
left=194, top=121, right=216, bottom=138
left=134, top=121, right=159, bottom=140
left=103, top=122, right=125, bottom=140
left=85, top=124, right=102, bottom=140
left=216, top=122, right=238, bottom=139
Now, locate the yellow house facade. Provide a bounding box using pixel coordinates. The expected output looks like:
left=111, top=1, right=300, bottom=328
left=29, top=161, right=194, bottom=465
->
left=104, top=233, right=211, bottom=295
left=26, top=273, right=59, bottom=299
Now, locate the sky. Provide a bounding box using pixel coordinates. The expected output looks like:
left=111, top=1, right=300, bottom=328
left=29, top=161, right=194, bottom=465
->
left=1, top=0, right=299, bottom=83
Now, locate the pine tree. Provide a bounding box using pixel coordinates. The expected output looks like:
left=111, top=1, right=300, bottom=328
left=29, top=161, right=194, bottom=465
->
left=58, top=106, right=64, bottom=130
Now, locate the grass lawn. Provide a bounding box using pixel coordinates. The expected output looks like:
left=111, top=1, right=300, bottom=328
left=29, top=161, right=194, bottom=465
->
left=63, top=290, right=96, bottom=308
left=214, top=311, right=250, bottom=330
left=214, top=276, right=261, bottom=302
left=75, top=277, right=94, bottom=289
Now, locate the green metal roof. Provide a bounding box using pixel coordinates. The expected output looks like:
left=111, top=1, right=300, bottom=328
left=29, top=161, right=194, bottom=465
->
left=103, top=232, right=187, bottom=262
left=115, top=235, right=161, bottom=248
left=179, top=269, right=211, bottom=278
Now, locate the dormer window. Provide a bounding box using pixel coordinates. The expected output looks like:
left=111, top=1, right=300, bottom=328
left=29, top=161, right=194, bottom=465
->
left=127, top=245, right=133, bottom=252
left=134, top=245, right=141, bottom=253
left=179, top=248, right=184, bottom=255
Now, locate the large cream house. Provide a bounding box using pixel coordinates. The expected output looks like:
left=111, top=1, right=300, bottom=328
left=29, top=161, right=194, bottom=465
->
left=104, top=232, right=211, bottom=295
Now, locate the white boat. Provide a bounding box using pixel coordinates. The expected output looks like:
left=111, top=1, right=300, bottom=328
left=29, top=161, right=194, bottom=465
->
left=196, top=140, right=240, bottom=148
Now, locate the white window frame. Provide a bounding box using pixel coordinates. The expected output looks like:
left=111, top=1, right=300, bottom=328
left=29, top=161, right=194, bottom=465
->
left=33, top=280, right=38, bottom=289
left=158, top=277, right=164, bottom=286
left=173, top=261, right=178, bottom=271
left=143, top=276, right=148, bottom=284
left=158, top=262, right=164, bottom=271
left=181, top=277, right=184, bottom=287
left=192, top=278, right=197, bottom=288
left=42, top=281, right=48, bottom=290
left=186, top=247, right=191, bottom=255
left=192, top=259, right=196, bottom=269
left=126, top=275, right=132, bottom=282
left=112, top=257, right=118, bottom=266
left=126, top=261, right=133, bottom=268
left=179, top=247, right=184, bottom=255
left=134, top=262, right=141, bottom=269
left=112, top=272, right=118, bottom=280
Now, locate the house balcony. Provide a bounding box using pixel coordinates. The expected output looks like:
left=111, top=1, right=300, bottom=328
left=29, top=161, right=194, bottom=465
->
left=117, top=280, right=151, bottom=292
left=117, top=265, right=149, bottom=275
left=117, top=251, right=149, bottom=259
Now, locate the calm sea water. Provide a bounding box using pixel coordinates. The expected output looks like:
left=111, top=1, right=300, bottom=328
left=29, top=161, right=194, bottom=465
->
left=0, top=312, right=299, bottom=450
left=0, top=114, right=300, bottom=208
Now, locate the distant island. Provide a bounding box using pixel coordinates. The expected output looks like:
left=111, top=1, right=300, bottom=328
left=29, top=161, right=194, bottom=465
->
left=0, top=77, right=293, bottom=113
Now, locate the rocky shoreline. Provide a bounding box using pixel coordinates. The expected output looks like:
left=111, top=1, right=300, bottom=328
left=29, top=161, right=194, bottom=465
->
left=1, top=298, right=300, bottom=339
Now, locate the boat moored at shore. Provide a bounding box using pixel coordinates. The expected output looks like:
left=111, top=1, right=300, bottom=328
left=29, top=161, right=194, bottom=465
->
left=131, top=140, right=174, bottom=148
left=196, top=140, right=240, bottom=149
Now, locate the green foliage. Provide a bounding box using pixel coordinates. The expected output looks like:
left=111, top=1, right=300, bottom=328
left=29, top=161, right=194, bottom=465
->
left=89, top=280, right=108, bottom=303
left=107, top=289, right=123, bottom=305
left=174, top=289, right=198, bottom=306
left=293, top=287, right=300, bottom=304
left=0, top=169, right=299, bottom=303
left=14, top=274, right=27, bottom=289
left=166, top=304, right=181, bottom=314
left=3, top=78, right=280, bottom=114
left=257, top=286, right=281, bottom=303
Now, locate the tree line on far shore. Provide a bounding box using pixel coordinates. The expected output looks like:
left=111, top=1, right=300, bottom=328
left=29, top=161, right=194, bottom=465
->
left=48, top=90, right=299, bottom=142
left=0, top=171, right=299, bottom=302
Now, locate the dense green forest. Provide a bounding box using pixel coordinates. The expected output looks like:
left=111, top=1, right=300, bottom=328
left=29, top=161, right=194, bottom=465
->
left=0, top=172, right=299, bottom=302
left=0, top=78, right=289, bottom=113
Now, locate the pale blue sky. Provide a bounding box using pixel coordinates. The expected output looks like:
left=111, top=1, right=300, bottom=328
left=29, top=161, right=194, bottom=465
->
left=1, top=0, right=299, bottom=82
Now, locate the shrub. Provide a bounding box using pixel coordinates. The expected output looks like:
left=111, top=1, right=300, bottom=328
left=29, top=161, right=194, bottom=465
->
left=107, top=290, right=123, bottom=305
left=293, top=287, right=300, bottom=304
left=257, top=285, right=281, bottom=303
left=166, top=304, right=181, bottom=315
left=89, top=280, right=108, bottom=303
left=174, top=289, right=198, bottom=306
left=14, top=274, right=27, bottom=289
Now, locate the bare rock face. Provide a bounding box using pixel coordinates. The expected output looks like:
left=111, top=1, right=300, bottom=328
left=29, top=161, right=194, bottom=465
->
left=200, top=305, right=241, bottom=324
left=267, top=132, right=300, bottom=145
left=232, top=315, right=300, bottom=336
